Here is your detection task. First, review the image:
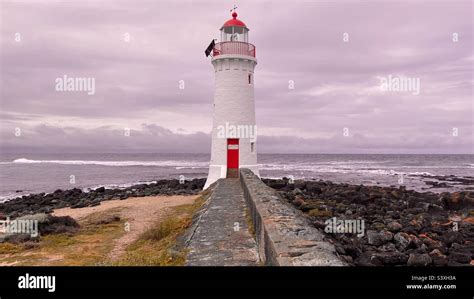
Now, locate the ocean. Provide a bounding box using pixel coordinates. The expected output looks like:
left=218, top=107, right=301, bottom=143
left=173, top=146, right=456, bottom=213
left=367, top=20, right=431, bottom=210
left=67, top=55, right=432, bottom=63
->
left=0, top=153, right=472, bottom=201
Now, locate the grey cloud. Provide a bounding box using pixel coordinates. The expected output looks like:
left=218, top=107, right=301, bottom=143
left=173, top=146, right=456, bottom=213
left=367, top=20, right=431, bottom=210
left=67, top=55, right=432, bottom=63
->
left=1, top=122, right=471, bottom=154
left=0, top=1, right=472, bottom=154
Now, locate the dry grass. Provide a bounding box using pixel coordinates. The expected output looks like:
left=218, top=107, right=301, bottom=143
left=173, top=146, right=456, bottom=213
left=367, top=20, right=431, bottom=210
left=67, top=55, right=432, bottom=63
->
left=0, top=209, right=125, bottom=266
left=112, top=194, right=206, bottom=266
left=139, top=218, right=178, bottom=242
left=0, top=242, right=24, bottom=255
left=245, top=208, right=256, bottom=237
left=0, top=193, right=208, bottom=266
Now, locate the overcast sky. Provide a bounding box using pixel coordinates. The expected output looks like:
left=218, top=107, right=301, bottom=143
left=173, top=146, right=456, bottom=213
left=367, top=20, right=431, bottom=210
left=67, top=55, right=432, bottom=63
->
left=0, top=0, right=472, bottom=154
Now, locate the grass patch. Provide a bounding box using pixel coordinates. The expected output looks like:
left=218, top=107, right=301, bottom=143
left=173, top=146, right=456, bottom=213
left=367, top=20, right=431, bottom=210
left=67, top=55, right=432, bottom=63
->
left=245, top=208, right=256, bottom=238
left=0, top=242, right=24, bottom=254
left=40, top=234, right=78, bottom=248
left=140, top=218, right=178, bottom=242
left=113, top=194, right=207, bottom=266
left=0, top=194, right=208, bottom=266
left=113, top=218, right=188, bottom=266
left=0, top=209, right=125, bottom=266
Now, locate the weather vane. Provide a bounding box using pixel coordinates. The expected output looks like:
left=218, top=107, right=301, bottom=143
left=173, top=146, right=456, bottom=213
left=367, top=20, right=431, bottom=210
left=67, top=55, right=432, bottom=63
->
left=230, top=5, right=237, bottom=13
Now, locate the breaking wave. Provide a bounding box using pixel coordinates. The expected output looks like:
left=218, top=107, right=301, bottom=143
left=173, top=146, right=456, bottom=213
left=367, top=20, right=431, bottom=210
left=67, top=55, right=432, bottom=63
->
left=258, top=163, right=435, bottom=176
left=10, top=158, right=209, bottom=169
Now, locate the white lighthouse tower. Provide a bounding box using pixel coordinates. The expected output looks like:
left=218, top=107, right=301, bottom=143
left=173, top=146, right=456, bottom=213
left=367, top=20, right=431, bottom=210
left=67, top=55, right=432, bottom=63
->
left=204, top=11, right=259, bottom=189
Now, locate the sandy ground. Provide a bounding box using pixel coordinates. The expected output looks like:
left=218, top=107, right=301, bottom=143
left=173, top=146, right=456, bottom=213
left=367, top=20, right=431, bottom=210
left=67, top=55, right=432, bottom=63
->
left=53, top=195, right=198, bottom=261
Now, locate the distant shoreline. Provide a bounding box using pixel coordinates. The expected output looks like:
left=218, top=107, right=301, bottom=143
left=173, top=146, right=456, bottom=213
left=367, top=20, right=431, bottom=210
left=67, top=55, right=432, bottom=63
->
left=1, top=153, right=473, bottom=201
left=0, top=175, right=474, bottom=216
left=0, top=178, right=206, bottom=218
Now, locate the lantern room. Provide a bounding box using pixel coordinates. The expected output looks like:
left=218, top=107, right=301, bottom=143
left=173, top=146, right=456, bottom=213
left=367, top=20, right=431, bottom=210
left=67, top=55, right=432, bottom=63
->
left=213, top=12, right=256, bottom=58
left=220, top=12, right=249, bottom=43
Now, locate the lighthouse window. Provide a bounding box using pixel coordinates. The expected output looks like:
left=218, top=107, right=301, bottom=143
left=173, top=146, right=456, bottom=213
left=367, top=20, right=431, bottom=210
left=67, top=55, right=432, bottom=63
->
left=251, top=142, right=255, bottom=152
left=248, top=74, right=252, bottom=84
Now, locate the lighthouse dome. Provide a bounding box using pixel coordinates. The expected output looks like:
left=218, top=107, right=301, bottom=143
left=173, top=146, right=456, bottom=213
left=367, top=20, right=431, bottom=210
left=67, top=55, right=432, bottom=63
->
left=219, top=12, right=249, bottom=43
left=221, top=12, right=247, bottom=29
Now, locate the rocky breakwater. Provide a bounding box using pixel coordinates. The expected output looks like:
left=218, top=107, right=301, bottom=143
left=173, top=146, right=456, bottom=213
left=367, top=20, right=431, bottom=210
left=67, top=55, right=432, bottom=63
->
left=263, top=178, right=474, bottom=266
left=0, top=178, right=206, bottom=218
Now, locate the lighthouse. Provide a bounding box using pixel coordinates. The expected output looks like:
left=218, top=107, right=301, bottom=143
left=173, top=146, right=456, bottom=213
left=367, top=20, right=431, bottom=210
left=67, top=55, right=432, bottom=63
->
left=204, top=11, right=259, bottom=189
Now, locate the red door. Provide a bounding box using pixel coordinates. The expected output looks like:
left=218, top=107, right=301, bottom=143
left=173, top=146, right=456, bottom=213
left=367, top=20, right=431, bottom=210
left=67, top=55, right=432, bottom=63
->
left=227, top=139, right=239, bottom=178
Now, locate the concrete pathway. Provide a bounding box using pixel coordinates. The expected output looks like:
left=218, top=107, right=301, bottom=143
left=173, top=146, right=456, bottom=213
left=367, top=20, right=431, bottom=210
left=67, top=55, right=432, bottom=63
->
left=186, top=179, right=259, bottom=266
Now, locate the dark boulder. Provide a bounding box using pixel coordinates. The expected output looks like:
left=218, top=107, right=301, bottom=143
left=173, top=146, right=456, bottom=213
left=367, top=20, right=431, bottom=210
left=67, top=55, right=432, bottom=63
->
left=441, top=231, right=463, bottom=246
left=305, top=182, right=322, bottom=195
left=448, top=250, right=471, bottom=264
left=367, top=230, right=393, bottom=246
left=371, top=252, right=408, bottom=265
left=387, top=221, right=403, bottom=232
left=407, top=253, right=432, bottom=266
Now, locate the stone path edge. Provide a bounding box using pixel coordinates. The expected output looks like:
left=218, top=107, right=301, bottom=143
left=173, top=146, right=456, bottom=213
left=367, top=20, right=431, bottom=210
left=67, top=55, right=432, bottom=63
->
left=240, top=168, right=347, bottom=266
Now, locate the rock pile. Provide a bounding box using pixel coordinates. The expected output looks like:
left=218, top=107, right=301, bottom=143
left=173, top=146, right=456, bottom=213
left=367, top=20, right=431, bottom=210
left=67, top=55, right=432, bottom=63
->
left=263, top=178, right=474, bottom=266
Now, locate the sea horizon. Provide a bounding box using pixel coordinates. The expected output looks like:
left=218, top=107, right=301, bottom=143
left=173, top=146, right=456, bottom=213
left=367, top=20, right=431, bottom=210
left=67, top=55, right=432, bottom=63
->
left=1, top=152, right=472, bottom=201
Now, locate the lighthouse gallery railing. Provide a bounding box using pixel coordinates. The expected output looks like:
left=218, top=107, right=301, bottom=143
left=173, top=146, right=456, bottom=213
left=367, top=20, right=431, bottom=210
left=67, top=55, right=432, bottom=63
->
left=213, top=42, right=256, bottom=58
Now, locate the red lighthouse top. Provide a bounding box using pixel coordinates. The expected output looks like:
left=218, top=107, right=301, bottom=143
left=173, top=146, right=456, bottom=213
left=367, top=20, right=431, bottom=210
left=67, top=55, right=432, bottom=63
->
left=221, top=12, right=247, bottom=29
left=213, top=11, right=255, bottom=58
